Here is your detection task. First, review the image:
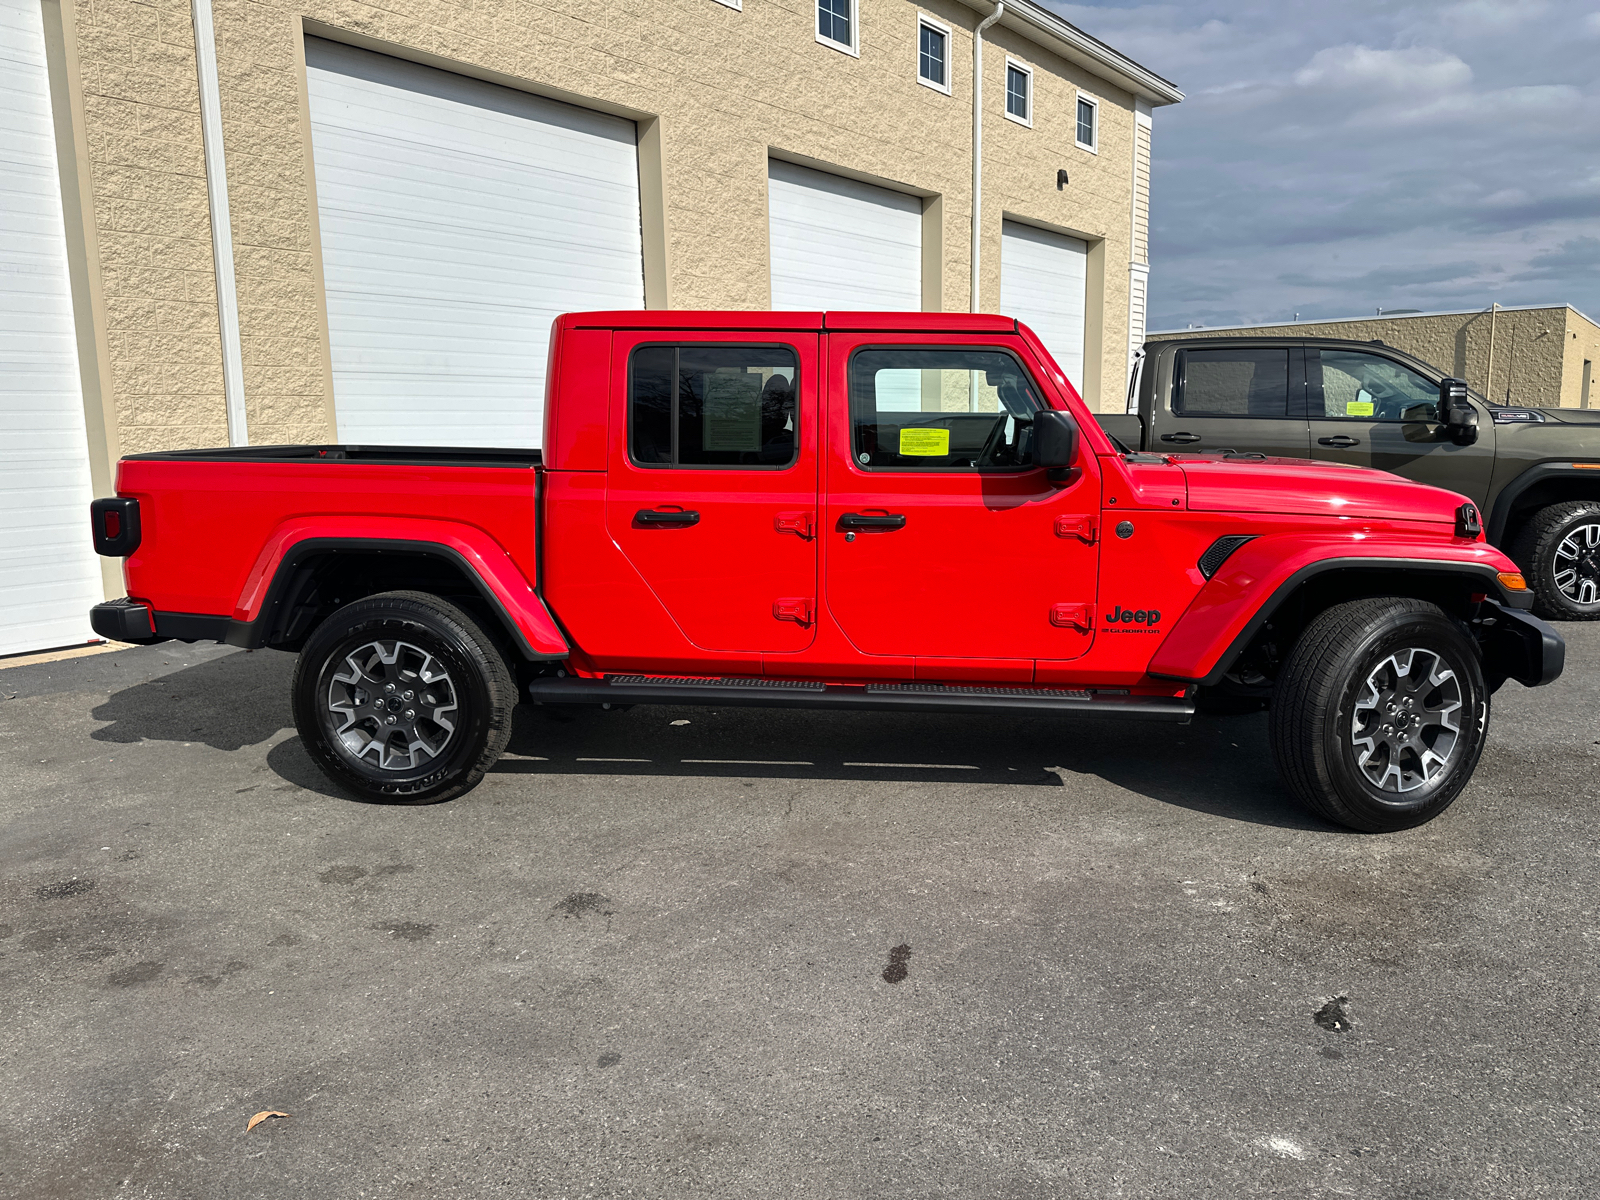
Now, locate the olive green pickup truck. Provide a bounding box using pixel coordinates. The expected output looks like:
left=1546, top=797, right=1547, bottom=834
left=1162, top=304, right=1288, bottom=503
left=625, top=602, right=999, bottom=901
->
left=1101, top=335, right=1600, bottom=620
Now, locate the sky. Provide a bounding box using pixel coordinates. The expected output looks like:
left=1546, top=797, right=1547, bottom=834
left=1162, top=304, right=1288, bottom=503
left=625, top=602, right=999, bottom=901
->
left=1047, top=0, right=1600, bottom=331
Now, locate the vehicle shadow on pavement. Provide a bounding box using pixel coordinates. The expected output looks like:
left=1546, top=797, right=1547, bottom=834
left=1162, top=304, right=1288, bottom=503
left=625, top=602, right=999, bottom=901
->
left=483, top=703, right=1332, bottom=831
left=83, top=648, right=1330, bottom=830
left=88, top=649, right=295, bottom=752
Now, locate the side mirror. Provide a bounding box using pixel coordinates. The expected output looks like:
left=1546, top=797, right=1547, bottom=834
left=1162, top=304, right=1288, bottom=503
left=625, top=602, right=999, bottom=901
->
left=1034, top=409, right=1080, bottom=480
left=1437, top=377, right=1480, bottom=445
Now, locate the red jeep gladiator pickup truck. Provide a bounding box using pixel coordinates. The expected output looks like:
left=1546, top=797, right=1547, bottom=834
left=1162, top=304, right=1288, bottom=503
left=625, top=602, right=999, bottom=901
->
left=88, top=311, right=1563, bottom=832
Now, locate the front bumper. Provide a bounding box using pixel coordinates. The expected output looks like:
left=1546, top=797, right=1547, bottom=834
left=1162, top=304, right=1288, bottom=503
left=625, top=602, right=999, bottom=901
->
left=1478, top=601, right=1564, bottom=688
left=89, top=598, right=166, bottom=645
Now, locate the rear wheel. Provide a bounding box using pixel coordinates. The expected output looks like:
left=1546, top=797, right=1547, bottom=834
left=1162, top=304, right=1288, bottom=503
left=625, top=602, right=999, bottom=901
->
left=1270, top=598, right=1488, bottom=832
left=1512, top=500, right=1600, bottom=620
left=292, top=591, right=515, bottom=803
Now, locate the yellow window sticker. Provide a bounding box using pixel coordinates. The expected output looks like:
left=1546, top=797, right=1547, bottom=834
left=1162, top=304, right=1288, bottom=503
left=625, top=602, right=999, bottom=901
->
left=1346, top=400, right=1374, bottom=417
left=899, top=427, right=950, bottom=456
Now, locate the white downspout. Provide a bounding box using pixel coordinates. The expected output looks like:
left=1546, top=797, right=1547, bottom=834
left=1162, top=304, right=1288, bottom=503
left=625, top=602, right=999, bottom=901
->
left=970, top=1, right=1004, bottom=313
left=191, top=0, right=248, bottom=445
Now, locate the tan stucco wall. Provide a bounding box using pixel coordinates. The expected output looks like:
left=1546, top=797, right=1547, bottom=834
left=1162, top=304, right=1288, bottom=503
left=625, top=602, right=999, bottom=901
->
left=1154, top=307, right=1591, bottom=409
left=63, top=0, right=1155, bottom=459
left=70, top=0, right=230, bottom=452
left=1560, top=308, right=1600, bottom=410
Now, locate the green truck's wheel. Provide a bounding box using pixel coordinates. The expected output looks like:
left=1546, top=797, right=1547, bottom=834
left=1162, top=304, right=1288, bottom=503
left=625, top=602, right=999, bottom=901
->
left=1270, top=597, right=1488, bottom=833
left=1513, top=501, right=1600, bottom=621
left=291, top=591, right=516, bottom=803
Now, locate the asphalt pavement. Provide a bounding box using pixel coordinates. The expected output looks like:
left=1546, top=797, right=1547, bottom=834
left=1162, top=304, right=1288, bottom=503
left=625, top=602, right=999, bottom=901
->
left=1, top=627, right=1597, bottom=1199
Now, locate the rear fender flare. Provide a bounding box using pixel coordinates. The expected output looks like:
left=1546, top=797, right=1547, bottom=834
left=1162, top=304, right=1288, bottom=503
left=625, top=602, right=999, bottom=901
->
left=233, top=518, right=568, bottom=660
left=1147, top=537, right=1526, bottom=686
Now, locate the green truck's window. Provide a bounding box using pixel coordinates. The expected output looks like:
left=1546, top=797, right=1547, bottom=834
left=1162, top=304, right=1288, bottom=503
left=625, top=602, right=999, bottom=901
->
left=1174, top=348, right=1289, bottom=417
left=1309, top=349, right=1438, bottom=422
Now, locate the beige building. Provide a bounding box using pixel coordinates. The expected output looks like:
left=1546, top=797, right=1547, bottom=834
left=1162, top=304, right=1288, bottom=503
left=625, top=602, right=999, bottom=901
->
left=3, top=0, right=1179, bottom=654
left=1152, top=304, right=1600, bottom=410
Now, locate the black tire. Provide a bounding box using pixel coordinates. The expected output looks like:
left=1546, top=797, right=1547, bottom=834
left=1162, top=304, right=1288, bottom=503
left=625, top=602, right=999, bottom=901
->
left=1510, top=500, right=1600, bottom=621
left=1269, top=598, right=1488, bottom=833
left=291, top=591, right=516, bottom=804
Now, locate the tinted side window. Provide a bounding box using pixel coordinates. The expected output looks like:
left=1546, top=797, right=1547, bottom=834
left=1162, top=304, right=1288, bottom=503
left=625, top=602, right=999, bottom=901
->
left=1174, top=348, right=1289, bottom=417
left=629, top=345, right=800, bottom=468
left=850, top=348, right=1044, bottom=470
left=1309, top=349, right=1438, bottom=422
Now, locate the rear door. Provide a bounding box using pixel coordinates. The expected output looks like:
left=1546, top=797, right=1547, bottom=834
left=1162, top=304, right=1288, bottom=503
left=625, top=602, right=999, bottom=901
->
left=606, top=333, right=820, bottom=654
left=1306, top=346, right=1496, bottom=504
left=1160, top=345, right=1309, bottom=458
left=821, top=335, right=1099, bottom=675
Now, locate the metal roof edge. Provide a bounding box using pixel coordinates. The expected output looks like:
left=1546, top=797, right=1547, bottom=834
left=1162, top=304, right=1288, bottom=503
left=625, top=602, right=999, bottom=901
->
left=1149, top=303, right=1588, bottom=337
left=956, top=0, right=1183, bottom=106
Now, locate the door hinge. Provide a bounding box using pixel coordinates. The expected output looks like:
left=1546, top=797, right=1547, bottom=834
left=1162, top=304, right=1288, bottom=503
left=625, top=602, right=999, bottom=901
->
left=774, top=511, right=815, bottom=539
left=1050, top=603, right=1093, bottom=631
left=773, top=597, right=814, bottom=626
left=1055, top=515, right=1097, bottom=543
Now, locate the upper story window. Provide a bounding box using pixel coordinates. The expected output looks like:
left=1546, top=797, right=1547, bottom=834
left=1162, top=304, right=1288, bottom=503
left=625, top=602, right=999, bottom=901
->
left=1005, top=60, right=1032, bottom=127
left=630, top=344, right=800, bottom=469
left=1075, top=94, right=1099, bottom=152
left=817, top=0, right=858, bottom=56
left=917, top=15, right=950, bottom=93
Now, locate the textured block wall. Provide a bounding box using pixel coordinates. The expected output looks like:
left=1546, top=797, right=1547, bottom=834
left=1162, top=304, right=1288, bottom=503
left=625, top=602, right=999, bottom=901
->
left=68, top=0, right=1154, bottom=449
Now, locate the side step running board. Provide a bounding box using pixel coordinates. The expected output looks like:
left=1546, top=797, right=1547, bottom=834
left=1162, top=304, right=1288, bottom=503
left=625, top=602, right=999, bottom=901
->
left=526, top=675, right=1193, bottom=722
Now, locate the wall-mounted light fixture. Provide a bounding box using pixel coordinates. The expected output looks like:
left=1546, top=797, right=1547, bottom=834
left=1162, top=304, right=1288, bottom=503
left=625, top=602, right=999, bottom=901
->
left=1056, top=169, right=1070, bottom=190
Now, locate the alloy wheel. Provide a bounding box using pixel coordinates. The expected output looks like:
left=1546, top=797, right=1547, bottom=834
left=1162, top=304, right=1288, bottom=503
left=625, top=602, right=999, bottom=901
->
left=1553, top=521, right=1600, bottom=606
left=325, top=639, right=458, bottom=771
left=1350, top=647, right=1463, bottom=794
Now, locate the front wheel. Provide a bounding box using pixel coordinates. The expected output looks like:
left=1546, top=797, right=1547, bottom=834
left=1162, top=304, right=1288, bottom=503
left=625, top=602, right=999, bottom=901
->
left=1270, top=598, right=1488, bottom=832
left=1511, top=500, right=1600, bottom=620
left=291, top=591, right=516, bottom=803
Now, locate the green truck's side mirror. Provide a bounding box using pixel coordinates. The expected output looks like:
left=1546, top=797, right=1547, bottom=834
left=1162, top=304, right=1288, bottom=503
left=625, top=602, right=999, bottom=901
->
left=1437, top=377, right=1479, bottom=446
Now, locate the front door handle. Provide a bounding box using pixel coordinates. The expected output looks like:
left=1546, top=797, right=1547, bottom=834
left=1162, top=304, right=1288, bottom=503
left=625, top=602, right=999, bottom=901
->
left=1161, top=432, right=1201, bottom=444
left=635, top=508, right=700, bottom=526
left=1318, top=435, right=1362, bottom=448
left=838, top=512, right=907, bottom=530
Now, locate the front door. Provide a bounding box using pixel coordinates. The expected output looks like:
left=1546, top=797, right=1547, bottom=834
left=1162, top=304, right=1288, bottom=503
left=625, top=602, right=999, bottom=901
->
left=822, top=337, right=1100, bottom=667
left=1162, top=344, right=1310, bottom=458
left=1305, top=346, right=1497, bottom=506
left=606, top=334, right=820, bottom=654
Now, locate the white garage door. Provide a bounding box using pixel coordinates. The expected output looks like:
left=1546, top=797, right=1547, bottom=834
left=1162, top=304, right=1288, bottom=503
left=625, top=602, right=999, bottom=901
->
left=0, top=0, right=102, bottom=656
left=1000, top=220, right=1087, bottom=390
left=768, top=160, right=921, bottom=311
left=305, top=39, right=645, bottom=449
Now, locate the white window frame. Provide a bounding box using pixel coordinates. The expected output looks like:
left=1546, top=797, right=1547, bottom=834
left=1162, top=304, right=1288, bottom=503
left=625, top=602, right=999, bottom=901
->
left=712, top=0, right=741, bottom=9
left=1003, top=57, right=1033, bottom=128
left=916, top=13, right=952, bottom=95
left=1074, top=91, right=1099, bottom=153
left=816, top=0, right=860, bottom=57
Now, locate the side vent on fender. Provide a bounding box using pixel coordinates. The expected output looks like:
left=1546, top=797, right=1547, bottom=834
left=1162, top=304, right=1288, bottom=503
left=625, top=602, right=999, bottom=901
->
left=1197, top=535, right=1256, bottom=581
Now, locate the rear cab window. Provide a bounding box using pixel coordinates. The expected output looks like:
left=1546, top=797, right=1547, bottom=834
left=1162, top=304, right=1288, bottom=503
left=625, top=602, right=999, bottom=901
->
left=629, top=344, right=800, bottom=468
left=848, top=348, right=1045, bottom=470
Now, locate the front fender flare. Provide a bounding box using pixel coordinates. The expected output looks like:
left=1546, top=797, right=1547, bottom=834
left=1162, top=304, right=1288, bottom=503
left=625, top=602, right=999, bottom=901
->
left=1147, top=535, right=1525, bottom=686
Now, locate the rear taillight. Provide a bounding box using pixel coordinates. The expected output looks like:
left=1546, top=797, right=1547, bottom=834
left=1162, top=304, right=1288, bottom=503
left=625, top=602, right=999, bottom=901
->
left=90, top=497, right=141, bottom=557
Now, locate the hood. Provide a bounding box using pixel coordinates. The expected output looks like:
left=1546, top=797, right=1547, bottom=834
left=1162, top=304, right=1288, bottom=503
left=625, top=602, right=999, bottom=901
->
left=1177, top=456, right=1468, bottom=524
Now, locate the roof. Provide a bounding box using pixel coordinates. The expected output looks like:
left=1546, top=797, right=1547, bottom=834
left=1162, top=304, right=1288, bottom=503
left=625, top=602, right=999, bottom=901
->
left=565, top=310, right=1020, bottom=333
left=955, top=0, right=1183, bottom=106
left=1150, top=302, right=1597, bottom=337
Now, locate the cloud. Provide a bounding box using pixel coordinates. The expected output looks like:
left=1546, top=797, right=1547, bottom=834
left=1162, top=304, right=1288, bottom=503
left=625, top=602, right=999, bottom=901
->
left=1046, top=0, right=1600, bottom=329
left=1293, top=44, right=1472, bottom=93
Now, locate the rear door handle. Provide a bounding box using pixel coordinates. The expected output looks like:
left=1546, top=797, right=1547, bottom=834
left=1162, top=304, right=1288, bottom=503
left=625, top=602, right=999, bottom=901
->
left=635, top=508, right=700, bottom=526
left=1161, top=432, right=1201, bottom=444
left=1318, top=435, right=1361, bottom=448
left=838, top=512, right=907, bottom=530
